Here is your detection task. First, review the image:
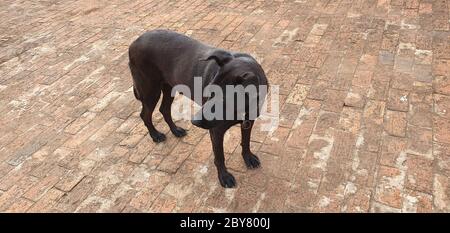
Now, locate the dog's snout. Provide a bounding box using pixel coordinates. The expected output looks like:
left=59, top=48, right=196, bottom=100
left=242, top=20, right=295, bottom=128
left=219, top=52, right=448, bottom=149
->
left=191, top=119, right=202, bottom=127
left=191, top=118, right=221, bottom=129
left=191, top=119, right=211, bottom=129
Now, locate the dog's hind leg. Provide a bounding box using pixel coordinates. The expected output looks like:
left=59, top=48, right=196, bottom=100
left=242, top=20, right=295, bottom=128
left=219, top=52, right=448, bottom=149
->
left=240, top=120, right=260, bottom=169
left=159, top=83, right=187, bottom=137
left=130, top=62, right=166, bottom=143
left=140, top=88, right=166, bottom=142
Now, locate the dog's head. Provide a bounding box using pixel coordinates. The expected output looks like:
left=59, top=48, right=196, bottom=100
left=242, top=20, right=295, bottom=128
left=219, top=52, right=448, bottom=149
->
left=192, top=50, right=268, bottom=129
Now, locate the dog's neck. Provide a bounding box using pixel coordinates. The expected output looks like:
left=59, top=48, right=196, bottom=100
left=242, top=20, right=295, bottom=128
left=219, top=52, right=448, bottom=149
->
left=193, top=59, right=220, bottom=89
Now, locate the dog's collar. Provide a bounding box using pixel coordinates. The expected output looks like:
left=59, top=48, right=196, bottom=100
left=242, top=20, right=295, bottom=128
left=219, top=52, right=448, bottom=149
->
left=241, top=113, right=252, bottom=129
left=242, top=120, right=252, bottom=129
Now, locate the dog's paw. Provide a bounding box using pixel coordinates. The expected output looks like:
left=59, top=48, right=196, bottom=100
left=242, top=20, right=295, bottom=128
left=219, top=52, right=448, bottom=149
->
left=171, top=127, right=187, bottom=137
left=218, top=172, right=236, bottom=188
left=243, top=153, right=261, bottom=169
left=150, top=131, right=166, bottom=143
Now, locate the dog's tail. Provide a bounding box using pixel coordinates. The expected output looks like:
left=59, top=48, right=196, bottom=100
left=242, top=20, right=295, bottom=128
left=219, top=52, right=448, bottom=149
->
left=133, top=85, right=141, bottom=101
left=129, top=61, right=143, bottom=101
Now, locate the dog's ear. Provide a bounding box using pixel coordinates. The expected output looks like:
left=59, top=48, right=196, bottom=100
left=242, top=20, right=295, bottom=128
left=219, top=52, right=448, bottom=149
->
left=236, top=72, right=258, bottom=85
left=202, top=50, right=233, bottom=66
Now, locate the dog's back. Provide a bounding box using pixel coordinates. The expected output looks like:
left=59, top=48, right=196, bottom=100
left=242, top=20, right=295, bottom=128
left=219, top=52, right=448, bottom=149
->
left=129, top=29, right=211, bottom=87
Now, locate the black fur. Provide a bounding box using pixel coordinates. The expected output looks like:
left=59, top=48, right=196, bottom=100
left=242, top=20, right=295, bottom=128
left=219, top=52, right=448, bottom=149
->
left=129, top=29, right=268, bottom=188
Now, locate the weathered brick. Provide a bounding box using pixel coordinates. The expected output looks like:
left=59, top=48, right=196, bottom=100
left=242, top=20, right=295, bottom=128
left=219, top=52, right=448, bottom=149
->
left=258, top=178, right=290, bottom=212
left=157, top=142, right=194, bottom=173
left=149, top=193, right=177, bottom=213
left=344, top=92, right=365, bottom=108
left=342, top=185, right=371, bottom=213
left=260, top=127, right=290, bottom=155
left=285, top=84, right=309, bottom=105
left=434, top=142, right=450, bottom=174
left=364, top=100, right=386, bottom=125
left=402, top=190, right=433, bottom=213
left=23, top=166, right=67, bottom=202
left=387, top=89, right=409, bottom=112
left=352, top=70, right=373, bottom=88
left=433, top=76, right=450, bottom=95
left=405, top=154, right=433, bottom=194
left=350, top=150, right=378, bottom=187
left=322, top=89, right=346, bottom=113
left=55, top=176, right=96, bottom=212
left=65, top=112, right=96, bottom=134
left=55, top=170, right=86, bottom=192
left=434, top=94, right=450, bottom=119
left=434, top=116, right=450, bottom=144
left=433, top=174, right=450, bottom=212
left=407, top=125, right=433, bottom=158
left=374, top=166, right=405, bottom=209
left=409, top=102, right=432, bottom=128
left=380, top=136, right=408, bottom=168
left=339, top=107, right=362, bottom=134
left=307, top=79, right=329, bottom=100
left=286, top=100, right=321, bottom=148
left=5, top=198, right=34, bottom=213
left=27, top=188, right=64, bottom=213
left=384, top=110, right=407, bottom=137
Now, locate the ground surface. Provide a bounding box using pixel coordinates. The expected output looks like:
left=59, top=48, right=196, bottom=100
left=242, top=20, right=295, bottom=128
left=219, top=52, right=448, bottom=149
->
left=0, top=0, right=449, bottom=213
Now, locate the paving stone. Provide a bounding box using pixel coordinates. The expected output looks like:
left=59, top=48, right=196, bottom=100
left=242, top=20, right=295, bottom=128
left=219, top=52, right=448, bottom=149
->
left=384, top=110, right=407, bottom=137
left=0, top=0, right=447, bottom=213
left=387, top=89, right=409, bottom=112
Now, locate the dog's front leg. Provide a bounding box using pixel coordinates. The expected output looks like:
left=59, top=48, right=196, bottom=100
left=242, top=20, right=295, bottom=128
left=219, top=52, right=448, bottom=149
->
left=241, top=120, right=261, bottom=169
left=210, top=128, right=236, bottom=188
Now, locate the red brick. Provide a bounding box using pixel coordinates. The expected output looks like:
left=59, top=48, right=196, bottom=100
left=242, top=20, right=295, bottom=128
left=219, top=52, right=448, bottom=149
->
left=55, top=170, right=86, bottom=192
left=407, top=126, right=433, bottom=158
left=364, top=100, right=386, bottom=125
left=433, top=174, right=450, bottom=212
left=384, top=110, right=407, bottom=137
left=387, top=89, right=409, bottom=112
left=285, top=84, right=309, bottom=105
left=350, top=150, right=378, bottom=187
left=55, top=176, right=96, bottom=212
left=344, top=92, right=365, bottom=108
left=434, top=116, right=450, bottom=144
left=342, top=185, right=371, bottom=213
left=409, top=103, right=432, bottom=128
left=352, top=70, right=373, bottom=88
left=434, top=142, right=450, bottom=174
left=27, top=188, right=64, bottom=213
left=433, top=76, right=450, bottom=95
left=259, top=127, right=290, bottom=155
left=374, top=166, right=405, bottom=209
left=339, top=107, right=362, bottom=134
left=434, top=94, right=450, bottom=119
left=307, top=79, right=329, bottom=100
left=23, top=166, right=67, bottom=201
left=405, top=154, right=433, bottom=193
left=286, top=100, right=321, bottom=148
left=322, top=89, right=347, bottom=113
left=149, top=193, right=177, bottom=213
left=380, top=136, right=408, bottom=168
left=4, top=198, right=34, bottom=213
left=402, top=190, right=433, bottom=213
left=258, top=178, right=290, bottom=212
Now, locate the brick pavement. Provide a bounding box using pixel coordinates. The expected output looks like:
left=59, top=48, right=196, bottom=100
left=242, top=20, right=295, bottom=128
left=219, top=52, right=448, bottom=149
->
left=0, top=0, right=449, bottom=212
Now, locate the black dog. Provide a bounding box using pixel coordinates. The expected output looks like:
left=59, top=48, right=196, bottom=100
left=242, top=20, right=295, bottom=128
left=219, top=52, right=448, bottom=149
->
left=128, top=29, right=268, bottom=188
